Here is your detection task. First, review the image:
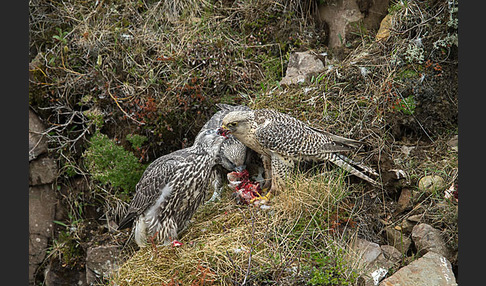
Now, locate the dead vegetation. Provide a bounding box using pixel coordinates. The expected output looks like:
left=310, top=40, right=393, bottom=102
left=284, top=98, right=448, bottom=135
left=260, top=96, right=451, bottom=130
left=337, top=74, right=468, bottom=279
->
left=29, top=0, right=458, bottom=284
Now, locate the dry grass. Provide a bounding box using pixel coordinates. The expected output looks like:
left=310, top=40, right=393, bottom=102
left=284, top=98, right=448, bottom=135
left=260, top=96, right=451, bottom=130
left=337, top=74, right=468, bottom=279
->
left=112, top=170, right=364, bottom=285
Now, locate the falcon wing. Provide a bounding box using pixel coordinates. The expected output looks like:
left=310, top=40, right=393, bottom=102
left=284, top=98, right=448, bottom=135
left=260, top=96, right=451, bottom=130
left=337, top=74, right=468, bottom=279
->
left=117, top=155, right=183, bottom=229
left=255, top=114, right=358, bottom=158
left=308, top=126, right=363, bottom=149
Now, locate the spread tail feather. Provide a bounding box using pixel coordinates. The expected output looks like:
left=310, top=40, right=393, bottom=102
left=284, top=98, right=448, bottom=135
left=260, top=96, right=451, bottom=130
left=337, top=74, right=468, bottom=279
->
left=118, top=213, right=136, bottom=230
left=327, top=153, right=380, bottom=186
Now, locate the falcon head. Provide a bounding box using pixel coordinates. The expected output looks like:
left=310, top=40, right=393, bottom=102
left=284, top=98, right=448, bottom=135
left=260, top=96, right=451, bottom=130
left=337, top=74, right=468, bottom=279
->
left=220, top=111, right=253, bottom=137
left=195, top=129, right=226, bottom=158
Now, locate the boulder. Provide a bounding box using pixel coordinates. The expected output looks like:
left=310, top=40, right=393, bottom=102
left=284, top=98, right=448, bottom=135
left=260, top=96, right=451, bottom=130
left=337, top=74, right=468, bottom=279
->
left=412, top=223, right=450, bottom=259
left=350, top=238, right=402, bottom=286
left=379, top=252, right=457, bottom=286
left=86, top=245, right=122, bottom=284
left=375, top=14, right=393, bottom=42
left=418, top=175, right=446, bottom=193
left=446, top=135, right=458, bottom=152
left=407, top=214, right=424, bottom=223
left=29, top=156, right=58, bottom=186
left=351, top=238, right=382, bottom=265
left=380, top=245, right=402, bottom=266
left=384, top=227, right=411, bottom=254
left=29, top=185, right=57, bottom=284
left=279, top=51, right=325, bottom=86
left=44, top=259, right=88, bottom=286
left=395, top=188, right=412, bottom=214
left=29, top=108, right=48, bottom=161
left=29, top=109, right=60, bottom=284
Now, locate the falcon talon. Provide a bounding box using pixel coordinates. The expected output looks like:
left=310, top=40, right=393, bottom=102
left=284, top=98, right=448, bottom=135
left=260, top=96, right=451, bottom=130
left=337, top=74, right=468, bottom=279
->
left=227, top=169, right=264, bottom=205
left=171, top=240, right=183, bottom=247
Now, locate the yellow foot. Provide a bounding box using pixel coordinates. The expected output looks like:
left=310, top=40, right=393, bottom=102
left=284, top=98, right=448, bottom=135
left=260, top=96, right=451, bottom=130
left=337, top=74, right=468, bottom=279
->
left=250, top=189, right=272, bottom=204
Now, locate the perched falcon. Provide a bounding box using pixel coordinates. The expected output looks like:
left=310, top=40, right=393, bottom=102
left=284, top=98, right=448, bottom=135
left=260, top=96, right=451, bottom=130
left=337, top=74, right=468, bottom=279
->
left=196, top=103, right=254, bottom=202
left=117, top=129, right=225, bottom=247
left=220, top=108, right=380, bottom=196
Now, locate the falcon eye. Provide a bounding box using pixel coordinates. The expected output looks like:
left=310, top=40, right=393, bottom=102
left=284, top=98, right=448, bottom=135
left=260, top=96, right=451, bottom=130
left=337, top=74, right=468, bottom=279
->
left=228, top=122, right=237, bottom=127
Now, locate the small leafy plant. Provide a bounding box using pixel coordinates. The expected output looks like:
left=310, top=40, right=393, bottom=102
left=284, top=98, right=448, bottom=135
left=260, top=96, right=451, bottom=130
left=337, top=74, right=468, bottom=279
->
left=308, top=249, right=358, bottom=286
left=83, top=131, right=146, bottom=194
left=392, top=95, right=416, bottom=115
left=52, top=27, right=69, bottom=45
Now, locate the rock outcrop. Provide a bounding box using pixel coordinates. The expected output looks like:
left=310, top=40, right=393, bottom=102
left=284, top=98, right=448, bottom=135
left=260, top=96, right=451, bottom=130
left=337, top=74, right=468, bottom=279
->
left=280, top=51, right=326, bottom=86
left=412, top=223, right=451, bottom=260
left=319, top=0, right=390, bottom=48
left=86, top=245, right=122, bottom=285
left=29, top=108, right=58, bottom=284
left=379, top=251, right=457, bottom=286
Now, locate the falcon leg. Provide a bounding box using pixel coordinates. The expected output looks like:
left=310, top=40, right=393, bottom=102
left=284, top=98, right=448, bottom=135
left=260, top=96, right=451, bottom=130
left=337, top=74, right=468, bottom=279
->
left=207, top=169, right=223, bottom=203
left=251, top=153, right=294, bottom=203
left=159, top=217, right=178, bottom=246
left=261, top=155, right=273, bottom=191
left=134, top=216, right=148, bottom=247
left=268, top=152, right=294, bottom=196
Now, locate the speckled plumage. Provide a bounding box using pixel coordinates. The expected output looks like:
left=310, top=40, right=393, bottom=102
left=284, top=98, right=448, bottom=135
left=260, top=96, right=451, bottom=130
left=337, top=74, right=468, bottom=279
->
left=198, top=104, right=251, bottom=171
left=197, top=104, right=253, bottom=202
left=221, top=108, right=380, bottom=193
left=117, top=129, right=225, bottom=246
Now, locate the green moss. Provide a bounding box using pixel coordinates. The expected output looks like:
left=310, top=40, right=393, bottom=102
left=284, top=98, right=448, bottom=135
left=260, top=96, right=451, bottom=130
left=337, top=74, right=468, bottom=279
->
left=83, top=131, right=146, bottom=194
left=398, top=69, right=419, bottom=79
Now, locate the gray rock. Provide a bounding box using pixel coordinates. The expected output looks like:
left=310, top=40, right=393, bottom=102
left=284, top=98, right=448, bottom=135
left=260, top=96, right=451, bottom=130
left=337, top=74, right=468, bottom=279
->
left=351, top=238, right=401, bottom=286
left=379, top=252, right=457, bottom=286
left=29, top=108, right=48, bottom=161
left=86, top=245, right=122, bottom=285
left=412, top=223, right=450, bottom=259
left=44, top=259, right=88, bottom=286
left=395, top=188, right=412, bottom=214
left=29, top=185, right=57, bottom=284
left=380, top=245, right=402, bottom=266
left=418, top=175, right=446, bottom=193
left=29, top=156, right=58, bottom=186
left=319, top=0, right=390, bottom=48
left=280, top=51, right=325, bottom=86
left=407, top=214, right=424, bottom=223
left=351, top=238, right=382, bottom=264
left=384, top=227, right=411, bottom=254
left=446, top=135, right=458, bottom=152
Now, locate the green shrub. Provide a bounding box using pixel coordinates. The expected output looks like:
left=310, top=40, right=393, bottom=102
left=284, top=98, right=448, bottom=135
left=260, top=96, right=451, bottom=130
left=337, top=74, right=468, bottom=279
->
left=308, top=249, right=358, bottom=286
left=83, top=131, right=146, bottom=194
left=126, top=134, right=148, bottom=150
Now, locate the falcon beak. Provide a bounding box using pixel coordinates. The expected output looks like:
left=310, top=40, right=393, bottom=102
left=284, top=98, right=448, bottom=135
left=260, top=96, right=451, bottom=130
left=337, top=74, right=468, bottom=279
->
left=217, top=125, right=230, bottom=137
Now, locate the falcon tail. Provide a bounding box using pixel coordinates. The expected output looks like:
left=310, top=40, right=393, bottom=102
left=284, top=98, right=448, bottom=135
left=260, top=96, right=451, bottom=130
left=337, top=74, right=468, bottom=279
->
left=326, top=153, right=380, bottom=186
left=118, top=212, right=136, bottom=230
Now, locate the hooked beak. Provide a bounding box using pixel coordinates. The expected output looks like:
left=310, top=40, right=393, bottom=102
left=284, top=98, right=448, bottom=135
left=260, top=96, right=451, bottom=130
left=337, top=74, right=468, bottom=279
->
left=217, top=125, right=230, bottom=137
